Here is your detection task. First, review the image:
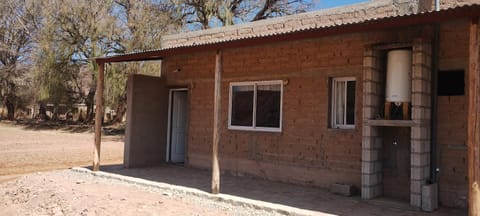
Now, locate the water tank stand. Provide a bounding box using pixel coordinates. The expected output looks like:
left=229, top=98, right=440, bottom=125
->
left=384, top=101, right=410, bottom=120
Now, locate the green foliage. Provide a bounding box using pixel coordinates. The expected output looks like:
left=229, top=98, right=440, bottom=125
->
left=34, top=50, right=71, bottom=103
left=105, top=64, right=127, bottom=109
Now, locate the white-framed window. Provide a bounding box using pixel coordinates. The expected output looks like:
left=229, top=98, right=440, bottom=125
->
left=228, top=80, right=283, bottom=132
left=331, top=77, right=356, bottom=129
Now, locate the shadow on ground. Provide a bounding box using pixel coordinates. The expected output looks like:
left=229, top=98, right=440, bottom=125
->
left=87, top=164, right=466, bottom=216
left=0, top=120, right=124, bottom=136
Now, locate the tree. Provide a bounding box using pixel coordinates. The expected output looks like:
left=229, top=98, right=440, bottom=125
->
left=102, top=0, right=181, bottom=123
left=173, top=0, right=313, bottom=29
left=38, top=0, right=120, bottom=122
left=2, top=0, right=314, bottom=123
left=32, top=42, right=82, bottom=120
left=31, top=0, right=181, bottom=123
left=33, top=2, right=90, bottom=121
left=114, top=0, right=182, bottom=52
left=0, top=0, right=38, bottom=120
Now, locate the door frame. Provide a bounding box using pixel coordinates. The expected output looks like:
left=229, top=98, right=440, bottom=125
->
left=166, top=88, right=189, bottom=162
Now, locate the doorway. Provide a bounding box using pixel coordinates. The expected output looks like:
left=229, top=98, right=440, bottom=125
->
left=382, top=127, right=411, bottom=201
left=167, top=89, right=188, bottom=163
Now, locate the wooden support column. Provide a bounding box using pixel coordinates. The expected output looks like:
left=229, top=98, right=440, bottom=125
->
left=93, top=61, right=105, bottom=172
left=211, top=50, right=222, bottom=194
left=468, top=17, right=480, bottom=216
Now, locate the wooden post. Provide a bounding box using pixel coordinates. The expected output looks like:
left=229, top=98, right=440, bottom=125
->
left=402, top=102, right=409, bottom=120
left=468, top=17, right=480, bottom=216
left=384, top=101, right=391, bottom=120
left=93, top=61, right=105, bottom=172
left=212, top=50, right=222, bottom=194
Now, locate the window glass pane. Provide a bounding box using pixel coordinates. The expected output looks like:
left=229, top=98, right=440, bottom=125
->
left=255, top=84, right=281, bottom=128
left=346, top=81, right=356, bottom=125
left=335, top=81, right=346, bottom=125
left=231, top=85, right=254, bottom=126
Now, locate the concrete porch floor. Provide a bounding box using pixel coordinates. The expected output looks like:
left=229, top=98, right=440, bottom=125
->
left=97, top=164, right=465, bottom=216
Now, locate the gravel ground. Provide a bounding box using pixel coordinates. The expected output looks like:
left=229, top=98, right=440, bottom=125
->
left=0, top=170, right=283, bottom=216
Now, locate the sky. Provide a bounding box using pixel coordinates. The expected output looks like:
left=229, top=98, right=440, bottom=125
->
left=314, top=0, right=369, bottom=10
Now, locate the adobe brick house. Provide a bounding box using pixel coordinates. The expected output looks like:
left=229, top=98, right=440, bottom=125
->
left=93, top=0, right=480, bottom=212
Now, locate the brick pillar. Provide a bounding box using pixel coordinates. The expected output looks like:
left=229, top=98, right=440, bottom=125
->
left=361, top=48, right=384, bottom=199
left=410, top=38, right=432, bottom=207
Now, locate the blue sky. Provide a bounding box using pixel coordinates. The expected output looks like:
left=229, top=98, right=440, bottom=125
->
left=314, top=0, right=369, bottom=10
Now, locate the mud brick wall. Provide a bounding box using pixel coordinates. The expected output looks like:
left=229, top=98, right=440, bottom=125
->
left=160, top=21, right=469, bottom=203
left=163, top=33, right=367, bottom=188
left=436, top=20, right=470, bottom=208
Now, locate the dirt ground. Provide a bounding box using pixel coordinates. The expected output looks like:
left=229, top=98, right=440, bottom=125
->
left=0, top=170, right=280, bottom=216
left=0, top=122, right=282, bottom=216
left=0, top=122, right=124, bottom=182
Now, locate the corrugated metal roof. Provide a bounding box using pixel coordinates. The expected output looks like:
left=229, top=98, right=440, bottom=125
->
left=160, top=0, right=479, bottom=49
left=95, top=1, right=480, bottom=63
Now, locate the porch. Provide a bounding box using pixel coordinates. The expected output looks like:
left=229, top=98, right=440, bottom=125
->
left=83, top=164, right=465, bottom=216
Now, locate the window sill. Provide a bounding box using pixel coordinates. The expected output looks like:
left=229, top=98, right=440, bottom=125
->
left=327, top=127, right=357, bottom=133
left=228, top=126, right=282, bottom=133
left=331, top=124, right=355, bottom=129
